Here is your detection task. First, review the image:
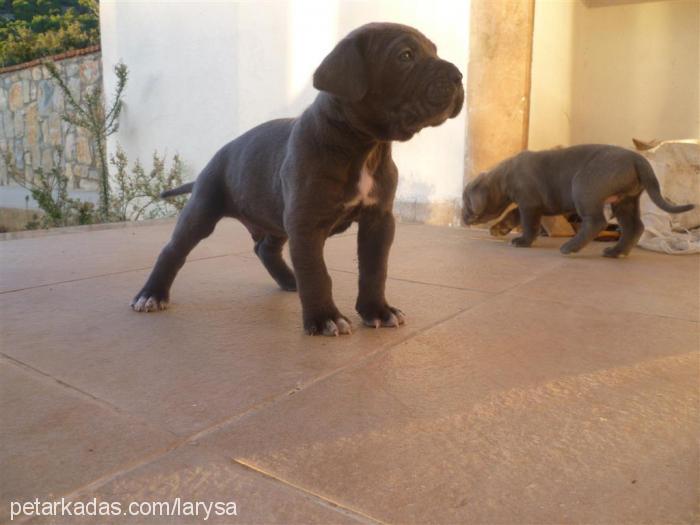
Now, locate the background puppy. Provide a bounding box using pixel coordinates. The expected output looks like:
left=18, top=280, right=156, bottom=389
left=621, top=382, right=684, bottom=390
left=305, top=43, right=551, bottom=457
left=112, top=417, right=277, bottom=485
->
left=462, top=144, right=694, bottom=257
left=131, top=22, right=464, bottom=336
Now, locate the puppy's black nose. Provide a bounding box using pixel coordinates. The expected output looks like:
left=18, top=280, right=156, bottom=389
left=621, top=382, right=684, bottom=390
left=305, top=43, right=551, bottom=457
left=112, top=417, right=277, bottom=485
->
left=449, top=67, right=463, bottom=85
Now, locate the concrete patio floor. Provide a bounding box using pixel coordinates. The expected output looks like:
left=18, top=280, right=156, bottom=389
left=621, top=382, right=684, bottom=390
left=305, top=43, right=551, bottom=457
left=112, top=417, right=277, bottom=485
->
left=1, top=219, right=698, bottom=524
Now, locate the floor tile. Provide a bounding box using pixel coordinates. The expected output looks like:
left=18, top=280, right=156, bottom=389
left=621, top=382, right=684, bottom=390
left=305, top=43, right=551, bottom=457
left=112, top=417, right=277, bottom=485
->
left=1, top=253, right=488, bottom=436
left=202, top=294, right=699, bottom=524
left=3, top=220, right=697, bottom=524
left=0, top=359, right=177, bottom=523
left=27, top=445, right=364, bottom=524
left=325, top=225, right=570, bottom=293
left=509, top=246, right=700, bottom=321
left=0, top=219, right=251, bottom=293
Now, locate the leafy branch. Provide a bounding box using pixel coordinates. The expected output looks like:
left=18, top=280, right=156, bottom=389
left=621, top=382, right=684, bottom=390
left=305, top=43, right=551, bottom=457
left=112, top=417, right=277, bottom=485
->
left=43, top=59, right=128, bottom=219
left=110, top=146, right=188, bottom=222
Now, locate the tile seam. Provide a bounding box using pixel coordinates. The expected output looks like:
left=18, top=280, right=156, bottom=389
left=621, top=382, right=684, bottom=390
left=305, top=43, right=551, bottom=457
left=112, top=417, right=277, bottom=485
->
left=0, top=352, right=181, bottom=441
left=229, top=456, right=384, bottom=524
left=0, top=252, right=249, bottom=295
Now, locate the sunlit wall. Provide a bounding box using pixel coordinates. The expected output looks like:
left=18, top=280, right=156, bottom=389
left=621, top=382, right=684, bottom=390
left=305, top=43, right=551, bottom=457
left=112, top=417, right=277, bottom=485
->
left=529, top=0, right=700, bottom=149
left=99, top=0, right=470, bottom=212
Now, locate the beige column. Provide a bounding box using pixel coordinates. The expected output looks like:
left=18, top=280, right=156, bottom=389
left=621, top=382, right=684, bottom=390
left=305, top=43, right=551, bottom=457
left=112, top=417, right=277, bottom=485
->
left=465, top=0, right=535, bottom=181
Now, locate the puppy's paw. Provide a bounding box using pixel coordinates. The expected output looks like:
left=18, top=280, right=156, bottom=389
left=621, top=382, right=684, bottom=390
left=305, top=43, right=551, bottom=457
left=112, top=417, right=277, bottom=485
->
left=559, top=241, right=579, bottom=255
left=511, top=236, right=532, bottom=248
left=304, top=311, right=352, bottom=337
left=131, top=290, right=169, bottom=312
left=276, top=274, right=297, bottom=292
left=603, top=246, right=627, bottom=258
left=357, top=303, right=406, bottom=329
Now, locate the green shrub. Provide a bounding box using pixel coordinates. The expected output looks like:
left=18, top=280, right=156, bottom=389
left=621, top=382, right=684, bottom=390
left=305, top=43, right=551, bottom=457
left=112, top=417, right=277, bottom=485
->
left=110, top=146, right=189, bottom=222
left=2, top=148, right=95, bottom=229
left=2, top=145, right=188, bottom=230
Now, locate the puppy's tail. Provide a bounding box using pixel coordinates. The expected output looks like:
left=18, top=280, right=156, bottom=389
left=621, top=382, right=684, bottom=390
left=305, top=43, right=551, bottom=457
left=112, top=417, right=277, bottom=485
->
left=160, top=182, right=194, bottom=199
left=635, top=157, right=694, bottom=214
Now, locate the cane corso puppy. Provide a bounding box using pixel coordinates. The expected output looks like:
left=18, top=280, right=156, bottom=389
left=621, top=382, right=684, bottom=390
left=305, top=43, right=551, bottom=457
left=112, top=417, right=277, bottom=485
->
left=131, top=22, right=464, bottom=335
left=462, top=145, right=694, bottom=257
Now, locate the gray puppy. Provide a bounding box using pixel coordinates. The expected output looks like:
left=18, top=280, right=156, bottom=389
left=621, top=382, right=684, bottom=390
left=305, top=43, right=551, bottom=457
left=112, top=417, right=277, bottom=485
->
left=462, top=144, right=694, bottom=257
left=131, top=22, right=464, bottom=336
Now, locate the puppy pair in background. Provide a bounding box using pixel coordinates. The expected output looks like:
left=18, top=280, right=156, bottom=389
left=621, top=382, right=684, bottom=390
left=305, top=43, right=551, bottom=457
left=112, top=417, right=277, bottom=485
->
left=132, top=23, right=464, bottom=336
left=462, top=144, right=694, bottom=257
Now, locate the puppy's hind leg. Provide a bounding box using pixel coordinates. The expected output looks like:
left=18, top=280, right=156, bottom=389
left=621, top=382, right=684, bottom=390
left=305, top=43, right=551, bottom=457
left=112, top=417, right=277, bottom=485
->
left=604, top=196, right=643, bottom=258
left=131, top=198, right=222, bottom=312
left=560, top=209, right=607, bottom=255
left=254, top=235, right=297, bottom=291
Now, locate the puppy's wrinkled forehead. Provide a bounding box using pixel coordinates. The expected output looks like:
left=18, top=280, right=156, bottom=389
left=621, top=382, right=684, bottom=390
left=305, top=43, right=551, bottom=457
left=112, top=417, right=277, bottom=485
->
left=359, top=23, right=438, bottom=57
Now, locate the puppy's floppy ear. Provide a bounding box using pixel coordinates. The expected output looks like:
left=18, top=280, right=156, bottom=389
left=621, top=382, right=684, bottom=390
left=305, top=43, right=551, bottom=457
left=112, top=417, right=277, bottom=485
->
left=313, top=36, right=367, bottom=101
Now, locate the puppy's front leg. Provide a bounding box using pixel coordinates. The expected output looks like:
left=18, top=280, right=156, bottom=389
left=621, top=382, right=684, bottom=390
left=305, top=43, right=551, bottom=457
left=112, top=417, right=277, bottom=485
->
left=288, top=228, right=351, bottom=336
left=511, top=207, right=542, bottom=247
left=355, top=210, right=405, bottom=328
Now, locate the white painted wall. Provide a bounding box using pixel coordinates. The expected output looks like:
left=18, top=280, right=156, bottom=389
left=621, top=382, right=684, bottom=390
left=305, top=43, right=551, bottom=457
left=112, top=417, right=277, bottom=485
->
left=529, top=0, right=700, bottom=150
left=99, top=0, right=470, bottom=206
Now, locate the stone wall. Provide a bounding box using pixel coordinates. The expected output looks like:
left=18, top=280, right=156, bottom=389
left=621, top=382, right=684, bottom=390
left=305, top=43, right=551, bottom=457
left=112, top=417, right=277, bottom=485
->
left=0, top=47, right=102, bottom=192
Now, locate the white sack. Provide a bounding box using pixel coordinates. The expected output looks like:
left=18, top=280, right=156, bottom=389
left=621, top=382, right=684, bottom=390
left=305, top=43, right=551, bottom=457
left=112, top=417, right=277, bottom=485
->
left=636, top=140, right=700, bottom=255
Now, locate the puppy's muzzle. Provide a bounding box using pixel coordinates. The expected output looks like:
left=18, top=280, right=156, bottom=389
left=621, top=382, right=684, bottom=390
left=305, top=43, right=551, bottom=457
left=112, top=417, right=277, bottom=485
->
left=426, top=62, right=464, bottom=111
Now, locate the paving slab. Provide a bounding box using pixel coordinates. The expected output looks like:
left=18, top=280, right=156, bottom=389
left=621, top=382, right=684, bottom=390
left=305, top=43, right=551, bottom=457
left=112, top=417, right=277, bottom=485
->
left=0, top=359, right=177, bottom=523
left=0, top=219, right=250, bottom=293
left=329, top=225, right=698, bottom=321
left=1, top=219, right=698, bottom=524
left=202, top=294, right=700, bottom=524
left=26, top=445, right=365, bottom=525
left=1, top=248, right=488, bottom=436
left=325, top=225, right=570, bottom=293
left=509, top=246, right=700, bottom=321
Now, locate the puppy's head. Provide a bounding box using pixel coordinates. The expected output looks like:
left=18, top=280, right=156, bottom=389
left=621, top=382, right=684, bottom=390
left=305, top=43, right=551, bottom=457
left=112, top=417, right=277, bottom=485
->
left=461, top=173, right=510, bottom=226
left=313, top=22, right=464, bottom=141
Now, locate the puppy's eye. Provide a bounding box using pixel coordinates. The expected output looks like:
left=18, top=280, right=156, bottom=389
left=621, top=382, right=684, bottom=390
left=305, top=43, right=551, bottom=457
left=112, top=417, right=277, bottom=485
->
left=398, top=49, right=414, bottom=62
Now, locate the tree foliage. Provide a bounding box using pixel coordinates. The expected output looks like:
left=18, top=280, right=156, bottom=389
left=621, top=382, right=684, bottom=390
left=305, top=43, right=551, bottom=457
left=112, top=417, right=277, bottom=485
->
left=0, top=0, right=100, bottom=67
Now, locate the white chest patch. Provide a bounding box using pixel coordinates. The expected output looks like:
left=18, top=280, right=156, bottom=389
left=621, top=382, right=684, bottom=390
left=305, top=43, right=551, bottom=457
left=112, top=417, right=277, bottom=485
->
left=346, top=164, right=379, bottom=208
